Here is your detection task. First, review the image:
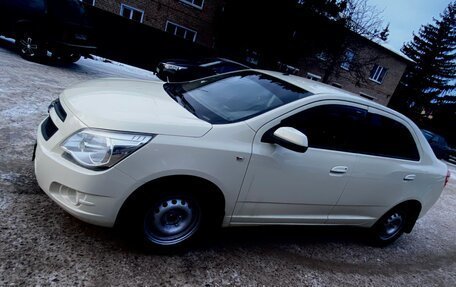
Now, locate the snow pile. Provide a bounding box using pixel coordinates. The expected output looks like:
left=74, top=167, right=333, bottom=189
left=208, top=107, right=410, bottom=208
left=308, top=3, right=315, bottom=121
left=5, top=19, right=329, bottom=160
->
left=79, top=55, right=161, bottom=81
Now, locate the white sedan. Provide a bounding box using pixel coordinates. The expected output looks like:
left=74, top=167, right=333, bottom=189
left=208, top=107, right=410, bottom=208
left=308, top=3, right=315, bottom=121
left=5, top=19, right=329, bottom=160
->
left=34, top=70, right=449, bottom=250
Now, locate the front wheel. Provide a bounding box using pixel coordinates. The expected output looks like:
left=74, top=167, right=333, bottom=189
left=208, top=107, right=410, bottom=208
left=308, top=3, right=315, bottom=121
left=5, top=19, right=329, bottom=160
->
left=143, top=195, right=202, bottom=247
left=370, top=207, right=409, bottom=246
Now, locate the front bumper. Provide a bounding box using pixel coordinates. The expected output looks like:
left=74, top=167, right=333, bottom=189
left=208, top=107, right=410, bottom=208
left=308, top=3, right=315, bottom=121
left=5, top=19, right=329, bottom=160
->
left=34, top=109, right=136, bottom=227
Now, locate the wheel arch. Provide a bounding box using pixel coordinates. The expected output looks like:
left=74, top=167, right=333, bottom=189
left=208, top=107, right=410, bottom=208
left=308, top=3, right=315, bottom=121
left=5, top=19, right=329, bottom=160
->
left=380, top=199, right=422, bottom=234
left=115, top=175, right=226, bottom=228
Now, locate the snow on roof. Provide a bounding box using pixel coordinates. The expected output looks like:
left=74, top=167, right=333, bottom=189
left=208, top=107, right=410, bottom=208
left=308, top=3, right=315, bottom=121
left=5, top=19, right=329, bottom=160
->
left=378, top=42, right=415, bottom=63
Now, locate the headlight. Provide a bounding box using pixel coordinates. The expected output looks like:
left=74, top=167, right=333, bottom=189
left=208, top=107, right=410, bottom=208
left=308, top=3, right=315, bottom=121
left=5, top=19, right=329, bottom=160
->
left=163, top=63, right=187, bottom=71
left=61, top=129, right=153, bottom=170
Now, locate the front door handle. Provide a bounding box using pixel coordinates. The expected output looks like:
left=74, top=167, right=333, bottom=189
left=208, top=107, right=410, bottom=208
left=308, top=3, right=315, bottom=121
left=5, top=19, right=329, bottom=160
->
left=330, top=166, right=348, bottom=174
left=404, top=174, right=416, bottom=181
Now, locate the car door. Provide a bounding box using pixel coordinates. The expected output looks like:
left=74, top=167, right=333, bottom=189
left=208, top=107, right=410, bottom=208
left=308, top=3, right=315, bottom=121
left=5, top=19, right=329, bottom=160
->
left=231, top=101, right=368, bottom=225
left=328, top=107, right=423, bottom=226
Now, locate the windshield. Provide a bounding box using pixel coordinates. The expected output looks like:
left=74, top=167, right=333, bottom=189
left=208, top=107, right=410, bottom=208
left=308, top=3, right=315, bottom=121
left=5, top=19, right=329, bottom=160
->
left=164, top=71, right=313, bottom=124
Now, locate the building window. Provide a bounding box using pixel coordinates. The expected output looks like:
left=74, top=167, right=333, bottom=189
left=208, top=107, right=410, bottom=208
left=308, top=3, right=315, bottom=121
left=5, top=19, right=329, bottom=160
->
left=180, top=0, right=204, bottom=9
left=80, top=0, right=95, bottom=5
left=306, top=72, right=321, bottom=81
left=245, top=49, right=259, bottom=65
left=369, top=64, right=388, bottom=84
left=316, top=51, right=328, bottom=61
left=340, top=49, right=355, bottom=71
left=165, top=21, right=197, bottom=42
left=120, top=4, right=144, bottom=23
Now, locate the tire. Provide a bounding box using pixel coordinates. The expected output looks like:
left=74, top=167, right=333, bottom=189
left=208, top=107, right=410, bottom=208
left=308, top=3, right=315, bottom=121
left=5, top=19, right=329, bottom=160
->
left=132, top=189, right=214, bottom=252
left=370, top=206, right=409, bottom=246
left=16, top=32, right=46, bottom=61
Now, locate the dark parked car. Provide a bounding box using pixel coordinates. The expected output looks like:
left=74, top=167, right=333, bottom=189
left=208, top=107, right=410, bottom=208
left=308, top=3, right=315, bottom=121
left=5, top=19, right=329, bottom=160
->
left=421, top=129, right=455, bottom=162
left=155, top=57, right=250, bottom=82
left=0, top=0, right=96, bottom=63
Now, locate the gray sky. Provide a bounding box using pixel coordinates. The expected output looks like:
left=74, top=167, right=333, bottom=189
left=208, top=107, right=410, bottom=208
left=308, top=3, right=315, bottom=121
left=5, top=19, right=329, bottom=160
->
left=368, top=0, right=451, bottom=51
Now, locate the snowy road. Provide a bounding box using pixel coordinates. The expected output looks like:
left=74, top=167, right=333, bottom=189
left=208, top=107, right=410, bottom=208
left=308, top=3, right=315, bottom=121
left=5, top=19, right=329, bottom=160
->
left=1, top=42, right=456, bottom=286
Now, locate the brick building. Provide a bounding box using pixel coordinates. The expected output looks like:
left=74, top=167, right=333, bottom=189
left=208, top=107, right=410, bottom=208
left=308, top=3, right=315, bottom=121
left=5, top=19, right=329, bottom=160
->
left=298, top=40, right=412, bottom=106
left=83, top=0, right=224, bottom=47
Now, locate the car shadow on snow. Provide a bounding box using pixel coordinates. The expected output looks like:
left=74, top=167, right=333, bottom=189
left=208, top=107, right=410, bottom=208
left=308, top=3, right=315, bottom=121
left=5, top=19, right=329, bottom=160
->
left=203, top=225, right=369, bottom=250
left=64, top=216, right=371, bottom=255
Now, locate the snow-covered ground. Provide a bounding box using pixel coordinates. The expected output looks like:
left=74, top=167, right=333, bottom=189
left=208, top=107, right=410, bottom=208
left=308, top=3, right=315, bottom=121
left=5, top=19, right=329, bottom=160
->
left=78, top=55, right=159, bottom=81
left=1, top=41, right=456, bottom=287
left=0, top=35, right=159, bottom=81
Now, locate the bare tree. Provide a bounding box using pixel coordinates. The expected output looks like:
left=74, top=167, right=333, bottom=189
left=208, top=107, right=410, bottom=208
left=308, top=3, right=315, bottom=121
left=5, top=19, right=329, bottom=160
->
left=343, top=0, right=389, bottom=41
left=319, top=0, right=390, bottom=83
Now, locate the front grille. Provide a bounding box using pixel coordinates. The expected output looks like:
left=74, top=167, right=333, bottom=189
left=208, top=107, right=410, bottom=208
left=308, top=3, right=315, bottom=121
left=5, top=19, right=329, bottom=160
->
left=48, top=99, right=67, bottom=122
left=41, top=117, right=58, bottom=141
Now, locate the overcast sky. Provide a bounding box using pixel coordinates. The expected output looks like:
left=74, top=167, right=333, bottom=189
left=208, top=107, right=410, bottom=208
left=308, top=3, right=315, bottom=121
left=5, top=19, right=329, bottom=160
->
left=368, top=0, right=451, bottom=51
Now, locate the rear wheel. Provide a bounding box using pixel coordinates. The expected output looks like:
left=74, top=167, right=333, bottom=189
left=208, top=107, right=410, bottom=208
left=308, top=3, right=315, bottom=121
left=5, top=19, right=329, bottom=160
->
left=16, top=32, right=46, bottom=61
left=370, top=206, right=409, bottom=246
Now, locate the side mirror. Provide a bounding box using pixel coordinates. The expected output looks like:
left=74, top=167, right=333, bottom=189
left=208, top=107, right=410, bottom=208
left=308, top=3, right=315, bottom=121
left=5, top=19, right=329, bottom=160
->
left=272, top=127, right=308, bottom=153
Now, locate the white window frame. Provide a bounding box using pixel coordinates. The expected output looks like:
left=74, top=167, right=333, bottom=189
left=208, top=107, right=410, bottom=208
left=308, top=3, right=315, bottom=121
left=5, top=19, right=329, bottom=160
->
left=80, top=0, right=95, bottom=5
left=369, top=65, right=388, bottom=84
left=165, top=21, right=197, bottom=42
left=340, top=49, right=355, bottom=71
left=316, top=51, right=328, bottom=61
left=180, top=0, right=205, bottom=10
left=120, top=4, right=144, bottom=23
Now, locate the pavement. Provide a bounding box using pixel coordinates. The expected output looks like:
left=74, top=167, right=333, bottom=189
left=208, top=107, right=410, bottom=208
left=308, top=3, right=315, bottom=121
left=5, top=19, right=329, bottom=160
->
left=0, top=40, right=455, bottom=286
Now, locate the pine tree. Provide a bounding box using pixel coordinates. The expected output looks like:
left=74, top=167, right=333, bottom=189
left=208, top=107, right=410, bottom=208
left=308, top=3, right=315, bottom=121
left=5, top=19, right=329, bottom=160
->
left=400, top=2, right=456, bottom=112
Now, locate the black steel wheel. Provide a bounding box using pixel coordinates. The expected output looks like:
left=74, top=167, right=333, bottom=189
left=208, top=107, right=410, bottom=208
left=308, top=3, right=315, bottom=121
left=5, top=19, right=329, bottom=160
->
left=143, top=195, right=202, bottom=247
left=16, top=32, right=46, bottom=61
left=370, top=207, right=408, bottom=246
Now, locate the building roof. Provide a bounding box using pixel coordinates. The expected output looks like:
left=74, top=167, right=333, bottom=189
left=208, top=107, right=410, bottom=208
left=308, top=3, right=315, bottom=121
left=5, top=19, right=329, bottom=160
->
left=378, top=42, right=415, bottom=63
left=355, top=32, right=414, bottom=63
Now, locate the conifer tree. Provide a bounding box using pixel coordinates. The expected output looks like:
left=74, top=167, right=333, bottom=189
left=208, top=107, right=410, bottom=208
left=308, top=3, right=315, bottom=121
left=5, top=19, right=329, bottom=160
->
left=399, top=2, right=456, bottom=112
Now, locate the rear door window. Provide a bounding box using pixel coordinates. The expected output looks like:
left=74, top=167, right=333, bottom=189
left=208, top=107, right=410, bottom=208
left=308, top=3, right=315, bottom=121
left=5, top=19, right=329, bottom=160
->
left=363, top=113, right=420, bottom=161
left=278, top=104, right=420, bottom=161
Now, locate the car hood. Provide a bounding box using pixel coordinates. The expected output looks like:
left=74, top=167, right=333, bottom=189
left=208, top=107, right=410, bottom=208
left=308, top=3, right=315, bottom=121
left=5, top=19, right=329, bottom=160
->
left=60, top=78, right=212, bottom=137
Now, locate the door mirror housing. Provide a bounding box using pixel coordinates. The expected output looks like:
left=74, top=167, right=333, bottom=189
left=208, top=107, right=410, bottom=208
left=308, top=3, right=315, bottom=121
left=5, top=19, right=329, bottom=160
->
left=272, top=127, right=308, bottom=153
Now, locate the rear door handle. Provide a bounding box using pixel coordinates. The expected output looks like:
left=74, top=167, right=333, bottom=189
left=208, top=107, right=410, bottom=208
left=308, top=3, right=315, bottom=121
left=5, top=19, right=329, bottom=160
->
left=404, top=174, right=416, bottom=181
left=330, top=166, right=348, bottom=174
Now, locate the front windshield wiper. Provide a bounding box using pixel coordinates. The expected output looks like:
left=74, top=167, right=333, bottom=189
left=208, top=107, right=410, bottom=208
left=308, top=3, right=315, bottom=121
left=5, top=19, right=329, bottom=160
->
left=164, top=84, right=197, bottom=116
left=176, top=94, right=197, bottom=116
